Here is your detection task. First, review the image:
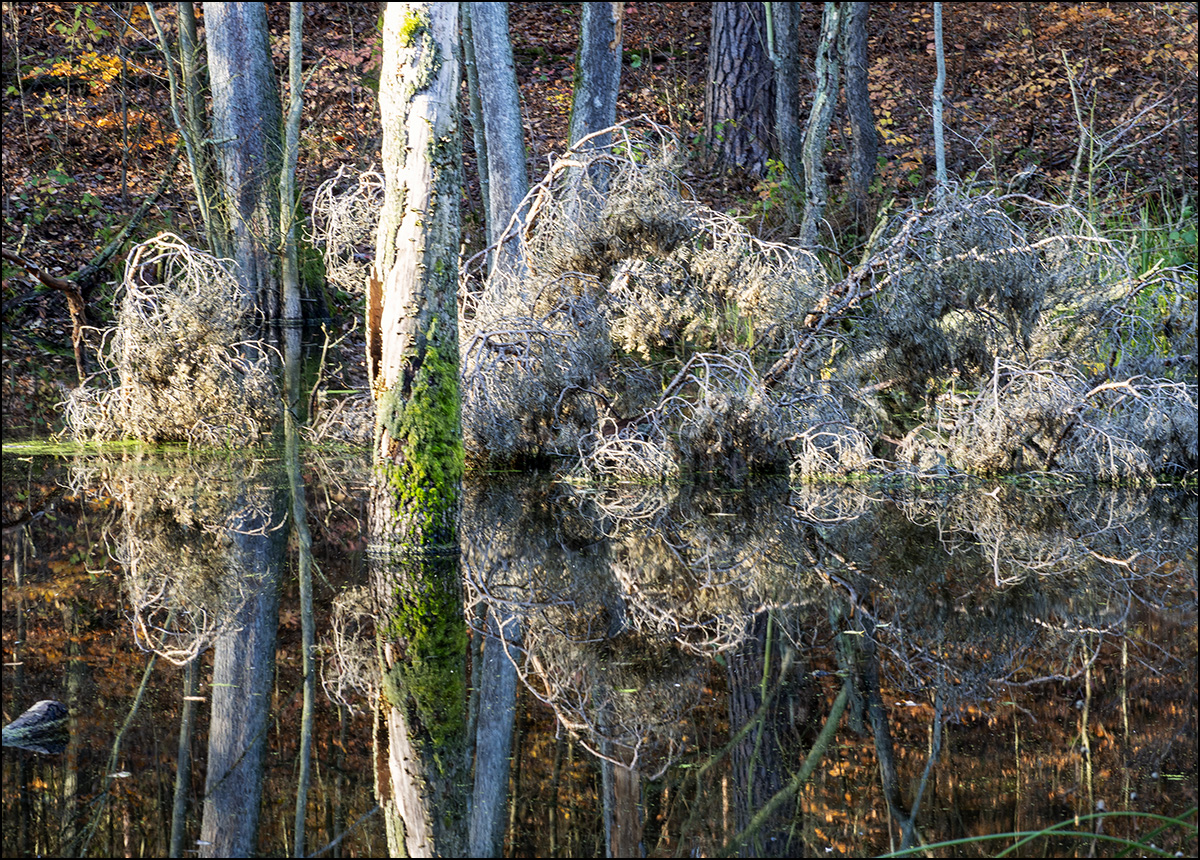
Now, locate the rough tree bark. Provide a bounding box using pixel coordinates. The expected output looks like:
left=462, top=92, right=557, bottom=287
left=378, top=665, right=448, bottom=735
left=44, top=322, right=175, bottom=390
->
left=564, top=1, right=623, bottom=226
left=204, top=2, right=283, bottom=320
left=705, top=2, right=774, bottom=176
left=842, top=1, right=877, bottom=227
left=769, top=2, right=804, bottom=187
left=799, top=2, right=844, bottom=246
left=369, top=5, right=468, bottom=855
left=569, top=1, right=622, bottom=149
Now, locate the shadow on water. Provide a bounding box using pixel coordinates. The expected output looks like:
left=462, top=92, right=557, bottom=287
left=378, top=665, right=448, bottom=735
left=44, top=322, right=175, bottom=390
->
left=3, top=450, right=1196, bottom=858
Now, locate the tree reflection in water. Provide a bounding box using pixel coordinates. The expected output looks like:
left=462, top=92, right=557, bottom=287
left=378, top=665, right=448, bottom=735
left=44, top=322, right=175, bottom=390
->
left=460, top=475, right=1196, bottom=857
left=3, top=455, right=1194, bottom=858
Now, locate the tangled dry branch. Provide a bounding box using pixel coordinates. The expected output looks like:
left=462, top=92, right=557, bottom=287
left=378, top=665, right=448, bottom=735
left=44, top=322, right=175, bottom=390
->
left=457, top=122, right=1196, bottom=483
left=64, top=233, right=278, bottom=444
left=310, top=165, right=385, bottom=295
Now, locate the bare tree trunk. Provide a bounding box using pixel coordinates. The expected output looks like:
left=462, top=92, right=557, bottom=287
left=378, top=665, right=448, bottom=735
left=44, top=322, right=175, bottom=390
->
left=799, top=2, right=844, bottom=247
left=205, top=1, right=283, bottom=320
left=705, top=2, right=774, bottom=176
left=372, top=2, right=464, bottom=546
left=468, top=608, right=519, bottom=857
left=281, top=3, right=303, bottom=323
left=769, top=2, right=803, bottom=188
left=469, top=2, right=529, bottom=280
left=175, top=1, right=228, bottom=258
left=932, top=2, right=948, bottom=199
left=565, top=2, right=623, bottom=224
left=461, top=3, right=490, bottom=238
left=842, top=1, right=876, bottom=228
left=569, top=2, right=622, bottom=148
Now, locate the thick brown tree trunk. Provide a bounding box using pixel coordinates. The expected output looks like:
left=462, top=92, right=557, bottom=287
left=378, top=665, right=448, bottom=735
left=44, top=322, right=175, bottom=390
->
left=705, top=2, right=774, bottom=176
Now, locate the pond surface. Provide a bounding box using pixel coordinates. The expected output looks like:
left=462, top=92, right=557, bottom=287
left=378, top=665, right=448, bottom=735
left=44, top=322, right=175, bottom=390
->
left=2, top=450, right=1196, bottom=857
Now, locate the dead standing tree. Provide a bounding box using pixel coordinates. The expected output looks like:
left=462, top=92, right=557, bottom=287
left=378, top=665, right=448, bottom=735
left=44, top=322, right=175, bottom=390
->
left=367, top=5, right=468, bottom=857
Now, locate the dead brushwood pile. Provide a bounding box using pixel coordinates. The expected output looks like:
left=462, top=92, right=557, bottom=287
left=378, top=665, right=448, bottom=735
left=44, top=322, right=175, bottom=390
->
left=460, top=127, right=1197, bottom=484
left=64, top=233, right=278, bottom=445
left=460, top=127, right=867, bottom=483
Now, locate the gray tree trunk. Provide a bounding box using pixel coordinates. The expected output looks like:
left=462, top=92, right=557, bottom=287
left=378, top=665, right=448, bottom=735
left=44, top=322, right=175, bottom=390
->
left=770, top=2, right=803, bottom=188
left=842, top=1, right=876, bottom=227
left=204, top=2, right=283, bottom=320
left=565, top=2, right=623, bottom=226
left=281, top=3, right=303, bottom=323
left=370, top=8, right=467, bottom=853
left=199, top=502, right=286, bottom=859
left=932, top=2, right=948, bottom=198
left=469, top=2, right=529, bottom=280
left=705, top=2, right=774, bottom=176
left=175, top=2, right=228, bottom=259
left=461, top=4, right=490, bottom=239
left=468, top=608, right=519, bottom=857
left=569, top=2, right=622, bottom=148
left=799, top=2, right=844, bottom=247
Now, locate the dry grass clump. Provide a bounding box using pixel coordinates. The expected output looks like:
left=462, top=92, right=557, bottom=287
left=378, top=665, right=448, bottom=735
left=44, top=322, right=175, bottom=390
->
left=461, top=279, right=612, bottom=462
left=459, top=124, right=1194, bottom=483
left=1030, top=236, right=1197, bottom=383
left=840, top=193, right=1197, bottom=483
left=781, top=387, right=880, bottom=481
left=461, top=125, right=830, bottom=480
left=460, top=476, right=819, bottom=772
left=320, top=585, right=379, bottom=715
left=303, top=391, right=375, bottom=446
left=64, top=234, right=278, bottom=444
left=853, top=192, right=1075, bottom=393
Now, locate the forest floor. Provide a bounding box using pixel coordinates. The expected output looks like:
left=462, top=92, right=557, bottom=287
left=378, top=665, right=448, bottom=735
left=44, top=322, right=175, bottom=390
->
left=2, top=2, right=1195, bottom=439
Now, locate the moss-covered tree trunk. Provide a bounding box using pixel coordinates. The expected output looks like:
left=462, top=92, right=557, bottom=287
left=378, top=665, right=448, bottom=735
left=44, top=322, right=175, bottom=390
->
left=370, top=1, right=464, bottom=548
left=369, top=4, right=467, bottom=857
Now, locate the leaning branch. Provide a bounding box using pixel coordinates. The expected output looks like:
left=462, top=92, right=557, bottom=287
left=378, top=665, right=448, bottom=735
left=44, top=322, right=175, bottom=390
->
left=2, top=247, right=87, bottom=384
left=2, top=145, right=182, bottom=385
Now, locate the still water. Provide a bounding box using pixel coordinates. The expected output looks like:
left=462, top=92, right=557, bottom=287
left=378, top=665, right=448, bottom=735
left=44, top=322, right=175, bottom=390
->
left=3, top=449, right=1196, bottom=857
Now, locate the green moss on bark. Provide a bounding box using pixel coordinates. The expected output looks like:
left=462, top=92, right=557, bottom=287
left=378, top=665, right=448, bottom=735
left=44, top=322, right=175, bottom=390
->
left=376, top=316, right=463, bottom=548
left=397, top=8, right=442, bottom=101
left=380, top=558, right=467, bottom=757
left=397, top=7, right=428, bottom=47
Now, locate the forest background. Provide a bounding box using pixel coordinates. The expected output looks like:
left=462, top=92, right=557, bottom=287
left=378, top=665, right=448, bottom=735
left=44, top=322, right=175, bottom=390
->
left=0, top=1, right=1196, bottom=446
left=1, top=5, right=1197, bottom=858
